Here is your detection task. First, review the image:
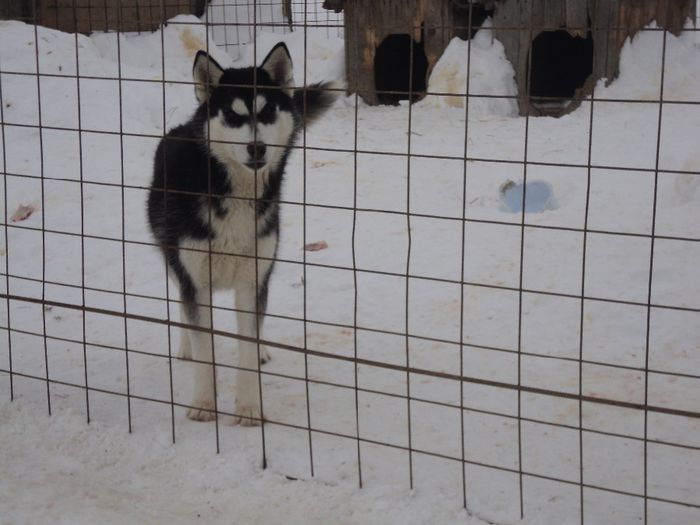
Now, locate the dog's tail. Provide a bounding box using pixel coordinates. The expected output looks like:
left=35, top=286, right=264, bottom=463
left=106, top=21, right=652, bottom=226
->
left=294, top=81, right=338, bottom=126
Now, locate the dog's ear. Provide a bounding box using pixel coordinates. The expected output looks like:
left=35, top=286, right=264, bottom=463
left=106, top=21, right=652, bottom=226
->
left=193, top=51, right=225, bottom=104
left=260, top=43, right=294, bottom=88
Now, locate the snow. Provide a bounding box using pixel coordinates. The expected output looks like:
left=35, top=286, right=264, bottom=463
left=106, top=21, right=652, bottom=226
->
left=206, top=0, right=286, bottom=59
left=0, top=401, right=488, bottom=525
left=418, top=20, right=518, bottom=118
left=1, top=11, right=700, bottom=525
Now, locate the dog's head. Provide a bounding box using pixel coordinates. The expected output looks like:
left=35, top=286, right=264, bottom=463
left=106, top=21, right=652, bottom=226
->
left=193, top=43, right=295, bottom=172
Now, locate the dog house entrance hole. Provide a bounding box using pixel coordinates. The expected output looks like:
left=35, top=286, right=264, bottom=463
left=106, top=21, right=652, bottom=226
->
left=374, top=34, right=428, bottom=105
left=529, top=29, right=593, bottom=112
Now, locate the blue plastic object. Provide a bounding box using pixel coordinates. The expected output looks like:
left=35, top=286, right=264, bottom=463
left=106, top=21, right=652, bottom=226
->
left=501, top=180, right=556, bottom=214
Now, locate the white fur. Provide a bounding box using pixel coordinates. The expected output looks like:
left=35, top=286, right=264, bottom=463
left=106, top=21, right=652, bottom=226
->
left=177, top=106, right=294, bottom=425
left=205, top=105, right=294, bottom=174
left=254, top=95, right=266, bottom=113
left=177, top=194, right=276, bottom=424
left=232, top=98, right=248, bottom=116
left=207, top=116, right=254, bottom=172
left=193, top=53, right=224, bottom=105
left=176, top=47, right=298, bottom=425
left=256, top=112, right=294, bottom=171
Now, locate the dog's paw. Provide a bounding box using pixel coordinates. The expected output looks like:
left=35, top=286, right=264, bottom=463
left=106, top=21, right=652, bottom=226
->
left=233, top=401, right=262, bottom=427
left=186, top=398, right=217, bottom=422
left=259, top=347, right=271, bottom=365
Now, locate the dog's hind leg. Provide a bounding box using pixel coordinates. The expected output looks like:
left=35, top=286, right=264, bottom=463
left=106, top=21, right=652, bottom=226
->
left=232, top=279, right=268, bottom=426
left=183, top=283, right=217, bottom=422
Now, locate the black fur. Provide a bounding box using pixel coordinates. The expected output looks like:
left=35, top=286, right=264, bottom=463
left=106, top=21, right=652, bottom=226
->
left=293, top=82, right=337, bottom=125
left=146, top=44, right=335, bottom=422
left=147, top=46, right=334, bottom=310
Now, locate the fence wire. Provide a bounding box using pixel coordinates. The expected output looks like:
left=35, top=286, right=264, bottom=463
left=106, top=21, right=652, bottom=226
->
left=1, top=1, right=700, bottom=524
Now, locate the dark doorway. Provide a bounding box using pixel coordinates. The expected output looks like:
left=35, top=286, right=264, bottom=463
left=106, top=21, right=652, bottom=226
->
left=374, top=34, right=428, bottom=105
left=452, top=1, right=495, bottom=40
left=191, top=1, right=211, bottom=17
left=529, top=29, right=594, bottom=109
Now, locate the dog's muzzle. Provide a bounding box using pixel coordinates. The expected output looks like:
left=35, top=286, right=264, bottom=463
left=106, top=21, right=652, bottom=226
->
left=246, top=142, right=267, bottom=170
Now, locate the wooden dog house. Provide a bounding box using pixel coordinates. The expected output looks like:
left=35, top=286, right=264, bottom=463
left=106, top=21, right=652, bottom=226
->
left=325, top=0, right=492, bottom=105
left=492, top=0, right=696, bottom=116
left=326, top=0, right=696, bottom=116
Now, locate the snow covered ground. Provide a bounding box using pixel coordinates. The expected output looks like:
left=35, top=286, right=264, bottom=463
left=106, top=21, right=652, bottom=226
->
left=1, top=12, right=700, bottom=525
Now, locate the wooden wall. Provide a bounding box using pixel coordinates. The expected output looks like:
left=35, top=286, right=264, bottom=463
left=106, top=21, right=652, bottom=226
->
left=339, top=0, right=696, bottom=114
left=344, top=0, right=453, bottom=105
left=492, top=0, right=697, bottom=116
left=0, top=0, right=208, bottom=33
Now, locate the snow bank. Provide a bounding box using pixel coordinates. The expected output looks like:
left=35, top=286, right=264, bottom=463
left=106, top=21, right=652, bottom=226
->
left=418, top=21, right=518, bottom=118
left=206, top=0, right=286, bottom=60
left=0, top=16, right=228, bottom=136
left=234, top=28, right=345, bottom=86
left=594, top=22, right=700, bottom=102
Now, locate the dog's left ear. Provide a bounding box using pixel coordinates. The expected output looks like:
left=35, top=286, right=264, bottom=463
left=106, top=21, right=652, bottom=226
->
left=261, top=43, right=294, bottom=88
left=193, top=51, right=225, bottom=104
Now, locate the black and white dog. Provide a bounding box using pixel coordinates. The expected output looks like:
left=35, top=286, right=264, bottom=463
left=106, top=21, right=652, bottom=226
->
left=147, top=43, right=333, bottom=425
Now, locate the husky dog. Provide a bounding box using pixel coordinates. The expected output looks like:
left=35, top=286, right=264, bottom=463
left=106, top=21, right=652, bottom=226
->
left=147, top=43, right=334, bottom=425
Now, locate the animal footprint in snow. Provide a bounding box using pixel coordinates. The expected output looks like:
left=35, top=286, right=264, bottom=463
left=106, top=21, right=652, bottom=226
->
left=672, top=173, right=699, bottom=206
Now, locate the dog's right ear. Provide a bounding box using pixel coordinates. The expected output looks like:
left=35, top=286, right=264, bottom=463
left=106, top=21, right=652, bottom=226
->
left=193, top=51, right=225, bottom=104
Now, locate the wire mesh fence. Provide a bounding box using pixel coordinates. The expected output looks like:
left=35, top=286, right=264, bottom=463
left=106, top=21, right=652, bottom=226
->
left=1, top=1, right=700, bottom=523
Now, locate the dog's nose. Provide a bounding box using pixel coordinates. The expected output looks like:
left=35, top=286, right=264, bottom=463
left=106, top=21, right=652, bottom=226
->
left=247, top=142, right=266, bottom=161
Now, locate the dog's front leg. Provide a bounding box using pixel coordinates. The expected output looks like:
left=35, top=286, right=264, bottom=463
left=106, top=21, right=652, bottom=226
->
left=185, top=285, right=217, bottom=421
left=233, top=282, right=264, bottom=426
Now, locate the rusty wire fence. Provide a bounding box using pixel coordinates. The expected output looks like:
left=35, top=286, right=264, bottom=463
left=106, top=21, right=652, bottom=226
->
left=1, top=1, right=700, bottom=524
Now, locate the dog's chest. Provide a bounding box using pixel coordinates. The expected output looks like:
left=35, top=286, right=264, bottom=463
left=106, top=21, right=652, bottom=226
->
left=180, top=168, right=276, bottom=288
left=200, top=163, right=261, bottom=243
left=208, top=197, right=258, bottom=253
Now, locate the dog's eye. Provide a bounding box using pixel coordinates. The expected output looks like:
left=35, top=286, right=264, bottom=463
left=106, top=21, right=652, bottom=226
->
left=256, top=102, right=276, bottom=123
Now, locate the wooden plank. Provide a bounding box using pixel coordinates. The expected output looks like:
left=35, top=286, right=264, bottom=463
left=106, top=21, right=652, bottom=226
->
left=343, top=0, right=378, bottom=104
left=543, top=0, right=565, bottom=31
left=0, top=0, right=33, bottom=21
left=566, top=0, right=588, bottom=36
left=618, top=0, right=695, bottom=37
left=35, top=0, right=197, bottom=33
